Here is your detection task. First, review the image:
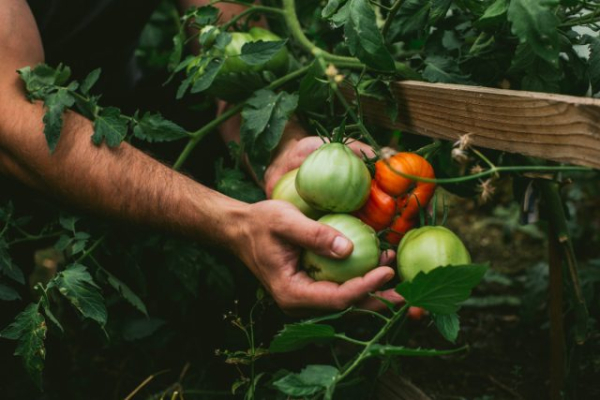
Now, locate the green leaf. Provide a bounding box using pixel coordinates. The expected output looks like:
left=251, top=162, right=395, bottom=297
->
left=422, top=55, right=472, bottom=84
left=322, top=0, right=347, bottom=18
left=80, top=68, right=101, bottom=95
left=0, top=239, right=25, bottom=284
left=163, top=240, right=204, bottom=296
left=298, top=61, right=329, bottom=112
left=240, top=89, right=298, bottom=178
left=432, top=313, right=459, bottom=343
left=18, top=63, right=72, bottom=100
left=122, top=318, right=165, bottom=341
left=194, top=5, right=219, bottom=25
left=104, top=270, right=148, bottom=316
left=396, top=264, right=488, bottom=314
left=241, top=40, right=287, bottom=65
left=345, top=0, right=395, bottom=71
left=477, top=0, right=509, bottom=27
left=507, top=0, right=560, bottom=65
left=387, top=0, right=430, bottom=39
left=0, top=283, right=21, bottom=301
left=269, top=324, right=336, bottom=353
left=43, top=88, right=76, bottom=152
left=330, top=1, right=350, bottom=28
left=191, top=57, right=224, bottom=93
left=273, top=365, right=338, bottom=397
left=92, top=106, right=128, bottom=147
left=584, top=35, right=600, bottom=94
left=0, top=303, right=47, bottom=388
left=366, top=344, right=467, bottom=358
left=49, top=264, right=107, bottom=327
left=133, top=112, right=189, bottom=143
left=215, top=160, right=266, bottom=203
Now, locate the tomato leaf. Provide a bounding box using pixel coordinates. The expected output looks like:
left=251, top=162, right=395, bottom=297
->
left=422, top=55, right=472, bottom=84
left=92, top=106, right=128, bottom=147
left=298, top=61, right=329, bottom=111
left=396, top=263, right=488, bottom=314
left=80, top=68, right=101, bottom=95
left=191, top=57, right=224, bottom=93
left=322, top=0, right=347, bottom=18
left=132, top=111, right=189, bottom=143
left=215, top=160, right=266, bottom=203
left=345, top=0, right=395, bottom=72
left=0, top=239, right=25, bottom=285
left=42, top=88, right=76, bottom=152
left=273, top=365, right=338, bottom=396
left=477, top=0, right=509, bottom=27
left=103, top=269, right=148, bottom=316
left=48, top=264, right=108, bottom=327
left=0, top=303, right=47, bottom=388
left=0, top=283, right=20, bottom=301
left=584, top=34, right=600, bottom=95
left=432, top=312, right=460, bottom=343
left=366, top=344, right=466, bottom=358
left=507, top=0, right=560, bottom=65
left=269, top=324, right=336, bottom=353
left=240, top=40, right=287, bottom=66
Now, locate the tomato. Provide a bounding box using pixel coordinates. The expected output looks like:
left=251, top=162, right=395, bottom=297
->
left=356, top=152, right=436, bottom=245
left=396, top=226, right=471, bottom=282
left=296, top=143, right=372, bottom=213
left=303, top=214, right=380, bottom=283
left=271, top=169, right=323, bottom=219
left=407, top=306, right=427, bottom=320
left=190, top=27, right=290, bottom=102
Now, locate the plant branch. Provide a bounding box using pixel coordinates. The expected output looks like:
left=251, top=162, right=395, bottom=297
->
left=382, top=0, right=404, bottom=40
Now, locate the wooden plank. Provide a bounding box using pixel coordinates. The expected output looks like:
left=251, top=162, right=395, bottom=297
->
left=342, top=81, right=600, bottom=168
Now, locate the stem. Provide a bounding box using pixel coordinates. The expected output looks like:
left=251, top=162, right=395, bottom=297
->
left=75, top=236, right=105, bottom=264
left=334, top=334, right=369, bottom=346
left=8, top=231, right=65, bottom=245
left=382, top=0, right=404, bottom=40
left=334, top=305, right=408, bottom=384
left=173, top=65, right=312, bottom=170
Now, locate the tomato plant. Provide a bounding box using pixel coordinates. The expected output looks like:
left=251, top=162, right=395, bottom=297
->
left=356, top=152, right=436, bottom=244
left=397, top=225, right=472, bottom=282
left=302, top=214, right=380, bottom=283
left=295, top=142, right=372, bottom=213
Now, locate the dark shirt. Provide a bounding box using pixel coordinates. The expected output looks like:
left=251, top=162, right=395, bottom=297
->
left=27, top=0, right=160, bottom=100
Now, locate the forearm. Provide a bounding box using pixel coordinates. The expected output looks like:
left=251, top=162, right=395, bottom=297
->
left=0, top=80, right=246, bottom=246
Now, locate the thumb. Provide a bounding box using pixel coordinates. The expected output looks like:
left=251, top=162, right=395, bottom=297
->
left=275, top=210, right=353, bottom=259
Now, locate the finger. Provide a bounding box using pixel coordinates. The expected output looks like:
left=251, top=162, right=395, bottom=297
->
left=347, top=141, right=376, bottom=159
left=283, top=266, right=395, bottom=312
left=355, top=288, right=405, bottom=312
left=379, top=249, right=396, bottom=266
left=273, top=203, right=353, bottom=258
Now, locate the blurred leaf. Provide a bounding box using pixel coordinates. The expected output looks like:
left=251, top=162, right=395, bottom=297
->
left=0, top=304, right=47, bottom=388
left=215, top=159, right=266, bottom=203
left=273, top=365, right=338, bottom=396
left=432, top=313, right=459, bottom=343
left=80, top=68, right=101, bottom=95
left=122, top=318, right=165, bottom=341
left=396, top=264, right=488, bottom=314
left=584, top=35, right=600, bottom=94
left=477, top=0, right=509, bottom=27
left=0, top=239, right=25, bottom=284
left=422, top=55, right=472, bottom=84
left=104, top=270, right=148, bottom=316
left=269, top=324, right=336, bottom=353
left=0, top=283, right=20, bottom=301
left=367, top=343, right=466, bottom=357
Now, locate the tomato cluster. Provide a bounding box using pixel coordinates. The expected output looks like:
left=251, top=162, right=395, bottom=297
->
left=356, top=152, right=436, bottom=245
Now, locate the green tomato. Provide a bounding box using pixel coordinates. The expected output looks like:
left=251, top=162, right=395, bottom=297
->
left=303, top=214, right=380, bottom=284
left=295, top=143, right=372, bottom=213
left=272, top=169, right=323, bottom=219
left=397, top=226, right=471, bottom=282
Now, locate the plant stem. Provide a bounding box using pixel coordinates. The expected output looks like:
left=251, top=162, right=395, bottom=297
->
left=382, top=0, right=404, bottom=40
left=334, top=334, right=369, bottom=346
left=173, top=64, right=311, bottom=170
left=8, top=231, right=65, bottom=245
left=75, top=236, right=105, bottom=264
left=334, top=305, right=409, bottom=385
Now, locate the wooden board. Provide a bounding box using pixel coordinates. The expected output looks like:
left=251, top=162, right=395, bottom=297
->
left=342, top=81, right=600, bottom=169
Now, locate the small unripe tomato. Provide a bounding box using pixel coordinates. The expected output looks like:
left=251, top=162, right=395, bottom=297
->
left=397, top=226, right=471, bottom=282
left=271, top=169, right=323, bottom=219
left=296, top=143, right=371, bottom=213
left=303, top=214, right=380, bottom=283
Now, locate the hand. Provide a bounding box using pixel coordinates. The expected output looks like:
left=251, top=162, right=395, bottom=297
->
left=231, top=200, right=403, bottom=316
left=264, top=134, right=376, bottom=198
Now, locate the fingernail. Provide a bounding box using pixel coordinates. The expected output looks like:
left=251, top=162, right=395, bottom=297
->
left=332, top=236, right=351, bottom=256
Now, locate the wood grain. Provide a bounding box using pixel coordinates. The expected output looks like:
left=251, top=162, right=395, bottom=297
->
left=342, top=81, right=600, bottom=168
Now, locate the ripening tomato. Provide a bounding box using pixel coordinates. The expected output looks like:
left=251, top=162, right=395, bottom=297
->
left=296, top=143, right=372, bottom=213
left=396, top=225, right=471, bottom=282
left=271, top=169, right=323, bottom=219
left=356, top=152, right=436, bottom=244
left=303, top=214, right=380, bottom=283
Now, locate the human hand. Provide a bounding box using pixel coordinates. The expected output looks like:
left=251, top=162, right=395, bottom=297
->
left=264, top=134, right=376, bottom=198
left=230, top=200, right=403, bottom=316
